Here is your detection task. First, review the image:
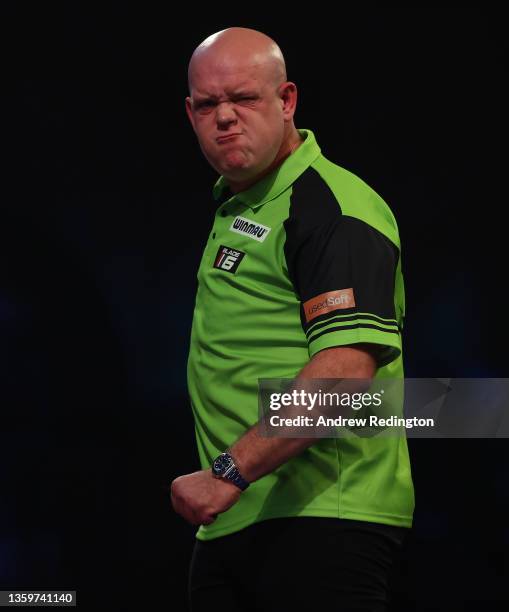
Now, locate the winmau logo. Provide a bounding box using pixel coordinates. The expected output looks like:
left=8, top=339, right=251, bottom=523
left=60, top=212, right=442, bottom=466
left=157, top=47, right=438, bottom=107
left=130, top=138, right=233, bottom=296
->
left=229, top=216, right=271, bottom=242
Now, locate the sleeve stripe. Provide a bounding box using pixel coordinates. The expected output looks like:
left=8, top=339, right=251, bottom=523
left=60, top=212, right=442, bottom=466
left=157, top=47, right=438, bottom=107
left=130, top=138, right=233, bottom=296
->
left=308, top=322, right=401, bottom=344
left=305, top=312, right=400, bottom=336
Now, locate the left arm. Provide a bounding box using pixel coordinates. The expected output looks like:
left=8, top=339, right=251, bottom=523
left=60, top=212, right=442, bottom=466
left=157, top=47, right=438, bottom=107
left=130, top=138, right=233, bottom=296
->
left=170, top=343, right=376, bottom=525
left=229, top=343, right=376, bottom=483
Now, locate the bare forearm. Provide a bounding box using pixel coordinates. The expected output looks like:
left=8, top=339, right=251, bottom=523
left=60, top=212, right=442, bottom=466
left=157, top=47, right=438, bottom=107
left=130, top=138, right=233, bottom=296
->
left=230, top=344, right=377, bottom=483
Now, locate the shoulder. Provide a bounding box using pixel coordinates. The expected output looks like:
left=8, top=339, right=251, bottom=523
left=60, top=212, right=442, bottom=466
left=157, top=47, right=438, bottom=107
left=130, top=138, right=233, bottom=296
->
left=289, top=154, right=400, bottom=249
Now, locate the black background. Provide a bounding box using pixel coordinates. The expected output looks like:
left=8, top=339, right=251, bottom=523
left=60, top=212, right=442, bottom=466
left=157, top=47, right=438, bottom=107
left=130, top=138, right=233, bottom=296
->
left=1, top=5, right=507, bottom=611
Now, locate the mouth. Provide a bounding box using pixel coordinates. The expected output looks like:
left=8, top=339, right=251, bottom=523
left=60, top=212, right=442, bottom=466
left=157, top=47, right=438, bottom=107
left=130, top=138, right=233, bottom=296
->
left=216, top=133, right=242, bottom=144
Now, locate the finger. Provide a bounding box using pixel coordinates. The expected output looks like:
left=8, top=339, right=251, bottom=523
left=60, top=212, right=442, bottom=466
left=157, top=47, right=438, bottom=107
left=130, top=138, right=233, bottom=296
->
left=201, top=513, right=218, bottom=526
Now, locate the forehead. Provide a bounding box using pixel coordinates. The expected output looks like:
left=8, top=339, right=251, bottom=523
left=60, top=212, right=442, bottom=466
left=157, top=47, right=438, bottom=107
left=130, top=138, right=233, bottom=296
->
left=190, top=55, right=273, bottom=96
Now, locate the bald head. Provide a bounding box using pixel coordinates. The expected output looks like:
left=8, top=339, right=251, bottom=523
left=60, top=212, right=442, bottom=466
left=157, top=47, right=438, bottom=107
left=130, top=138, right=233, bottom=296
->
left=188, top=27, right=287, bottom=94
left=185, top=27, right=301, bottom=191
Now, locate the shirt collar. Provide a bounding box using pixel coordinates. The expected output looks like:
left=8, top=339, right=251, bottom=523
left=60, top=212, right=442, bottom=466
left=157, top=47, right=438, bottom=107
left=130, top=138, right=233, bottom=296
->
left=212, top=128, right=321, bottom=210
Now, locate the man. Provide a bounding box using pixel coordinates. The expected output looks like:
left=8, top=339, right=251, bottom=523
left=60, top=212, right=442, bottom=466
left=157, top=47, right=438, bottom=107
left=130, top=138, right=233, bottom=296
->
left=171, top=27, right=414, bottom=611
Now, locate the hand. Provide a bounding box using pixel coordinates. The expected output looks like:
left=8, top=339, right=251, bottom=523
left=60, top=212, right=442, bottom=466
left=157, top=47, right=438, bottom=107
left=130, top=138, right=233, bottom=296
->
left=170, top=469, right=242, bottom=525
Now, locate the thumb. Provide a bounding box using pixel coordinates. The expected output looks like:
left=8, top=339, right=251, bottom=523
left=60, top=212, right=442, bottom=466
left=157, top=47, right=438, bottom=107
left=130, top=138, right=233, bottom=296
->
left=201, top=513, right=218, bottom=526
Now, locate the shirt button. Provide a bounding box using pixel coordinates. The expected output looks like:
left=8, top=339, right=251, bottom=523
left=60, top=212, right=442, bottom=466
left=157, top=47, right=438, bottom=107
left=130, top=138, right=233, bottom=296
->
left=221, top=210, right=227, bottom=217
left=212, top=232, right=216, bottom=239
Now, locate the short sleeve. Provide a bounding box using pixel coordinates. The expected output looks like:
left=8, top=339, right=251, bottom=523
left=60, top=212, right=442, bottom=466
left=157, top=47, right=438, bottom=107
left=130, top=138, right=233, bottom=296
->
left=284, top=213, right=402, bottom=367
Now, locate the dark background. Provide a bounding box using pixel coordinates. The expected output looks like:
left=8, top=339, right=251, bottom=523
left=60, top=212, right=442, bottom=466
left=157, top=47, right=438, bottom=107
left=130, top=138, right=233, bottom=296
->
left=1, top=5, right=507, bottom=611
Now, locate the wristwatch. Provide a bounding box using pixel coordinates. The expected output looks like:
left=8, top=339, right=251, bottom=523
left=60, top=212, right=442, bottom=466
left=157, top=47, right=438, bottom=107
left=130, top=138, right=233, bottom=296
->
left=211, top=451, right=250, bottom=491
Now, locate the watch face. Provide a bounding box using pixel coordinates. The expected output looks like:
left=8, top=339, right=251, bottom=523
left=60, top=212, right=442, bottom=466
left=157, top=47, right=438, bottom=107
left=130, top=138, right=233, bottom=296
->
left=212, top=453, right=233, bottom=476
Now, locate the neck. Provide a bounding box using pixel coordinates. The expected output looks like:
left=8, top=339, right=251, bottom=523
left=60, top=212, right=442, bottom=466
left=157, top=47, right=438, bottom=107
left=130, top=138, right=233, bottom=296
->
left=228, top=127, right=303, bottom=194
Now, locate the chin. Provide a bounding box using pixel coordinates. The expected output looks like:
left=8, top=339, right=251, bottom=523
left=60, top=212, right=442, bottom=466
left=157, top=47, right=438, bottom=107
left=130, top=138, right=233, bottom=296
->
left=220, top=160, right=253, bottom=178
left=223, top=163, right=257, bottom=180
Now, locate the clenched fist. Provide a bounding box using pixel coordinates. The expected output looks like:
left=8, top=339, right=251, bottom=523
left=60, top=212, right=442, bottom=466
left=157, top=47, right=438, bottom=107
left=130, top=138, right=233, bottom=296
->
left=170, top=469, right=242, bottom=525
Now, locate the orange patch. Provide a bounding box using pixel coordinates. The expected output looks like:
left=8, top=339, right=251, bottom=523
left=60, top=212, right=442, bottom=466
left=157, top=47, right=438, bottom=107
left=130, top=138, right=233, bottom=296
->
left=303, top=289, right=355, bottom=323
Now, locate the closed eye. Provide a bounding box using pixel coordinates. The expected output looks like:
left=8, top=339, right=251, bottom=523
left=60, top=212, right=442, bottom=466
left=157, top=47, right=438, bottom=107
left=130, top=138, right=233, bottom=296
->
left=236, top=96, right=258, bottom=103
left=194, top=95, right=258, bottom=110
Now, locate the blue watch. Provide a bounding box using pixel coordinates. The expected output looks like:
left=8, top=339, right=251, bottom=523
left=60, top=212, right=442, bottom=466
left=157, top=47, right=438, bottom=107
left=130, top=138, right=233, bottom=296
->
left=211, top=452, right=250, bottom=491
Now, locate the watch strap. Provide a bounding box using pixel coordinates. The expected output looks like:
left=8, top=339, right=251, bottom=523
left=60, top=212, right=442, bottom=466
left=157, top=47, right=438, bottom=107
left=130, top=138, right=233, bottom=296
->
left=224, top=464, right=250, bottom=491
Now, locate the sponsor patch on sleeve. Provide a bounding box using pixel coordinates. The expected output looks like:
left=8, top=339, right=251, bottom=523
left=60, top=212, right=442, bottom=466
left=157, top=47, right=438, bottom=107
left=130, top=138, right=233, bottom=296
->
left=303, top=289, right=356, bottom=322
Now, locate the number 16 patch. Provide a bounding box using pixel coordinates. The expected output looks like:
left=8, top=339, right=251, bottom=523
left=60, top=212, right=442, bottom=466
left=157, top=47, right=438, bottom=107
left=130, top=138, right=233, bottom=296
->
left=213, top=245, right=246, bottom=273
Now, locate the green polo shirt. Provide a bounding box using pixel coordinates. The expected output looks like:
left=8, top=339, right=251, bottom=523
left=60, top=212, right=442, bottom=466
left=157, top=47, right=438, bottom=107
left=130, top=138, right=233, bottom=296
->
left=187, top=128, right=414, bottom=541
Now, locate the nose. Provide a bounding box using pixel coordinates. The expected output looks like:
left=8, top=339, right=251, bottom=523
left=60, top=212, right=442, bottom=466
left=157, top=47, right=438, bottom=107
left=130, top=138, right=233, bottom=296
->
left=216, top=102, right=237, bottom=129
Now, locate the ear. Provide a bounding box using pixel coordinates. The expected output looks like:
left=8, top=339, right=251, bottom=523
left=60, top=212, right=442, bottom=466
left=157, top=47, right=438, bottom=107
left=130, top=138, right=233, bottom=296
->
left=185, top=97, right=196, bottom=131
left=278, top=81, right=298, bottom=121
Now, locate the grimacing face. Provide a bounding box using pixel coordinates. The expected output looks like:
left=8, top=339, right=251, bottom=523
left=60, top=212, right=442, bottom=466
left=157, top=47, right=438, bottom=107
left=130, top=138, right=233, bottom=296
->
left=186, top=61, right=288, bottom=182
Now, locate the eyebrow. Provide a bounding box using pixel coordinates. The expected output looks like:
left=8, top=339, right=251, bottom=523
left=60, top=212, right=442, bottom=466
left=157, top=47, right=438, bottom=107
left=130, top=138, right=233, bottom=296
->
left=231, top=89, right=259, bottom=96
left=193, top=89, right=259, bottom=104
